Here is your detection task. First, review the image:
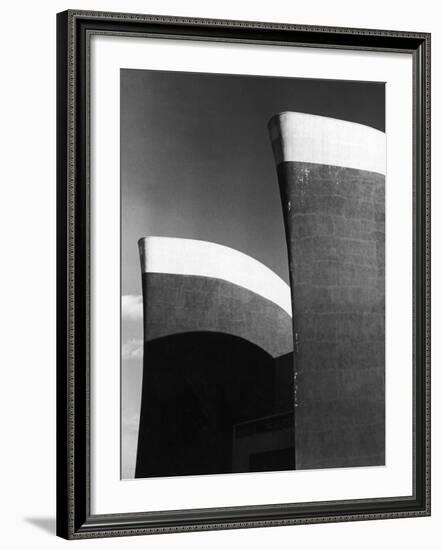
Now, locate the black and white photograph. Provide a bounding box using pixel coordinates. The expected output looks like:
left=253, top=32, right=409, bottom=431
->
left=53, top=7, right=430, bottom=541
left=120, top=69, right=386, bottom=480
left=0, top=0, right=438, bottom=545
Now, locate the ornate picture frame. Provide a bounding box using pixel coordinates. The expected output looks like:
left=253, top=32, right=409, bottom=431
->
left=56, top=10, right=430, bottom=539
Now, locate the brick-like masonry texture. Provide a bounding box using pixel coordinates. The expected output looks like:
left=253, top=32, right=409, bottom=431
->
left=278, top=161, right=385, bottom=469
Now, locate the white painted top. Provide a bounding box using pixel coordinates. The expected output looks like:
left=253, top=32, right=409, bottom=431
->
left=268, top=111, right=386, bottom=175
left=138, top=236, right=292, bottom=317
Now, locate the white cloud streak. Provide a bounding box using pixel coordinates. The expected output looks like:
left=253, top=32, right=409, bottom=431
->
left=122, top=338, right=143, bottom=360
left=122, top=294, right=143, bottom=321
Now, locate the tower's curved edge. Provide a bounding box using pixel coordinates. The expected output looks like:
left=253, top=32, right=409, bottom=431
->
left=138, top=236, right=292, bottom=317
left=138, top=236, right=293, bottom=358
left=268, top=111, right=386, bottom=175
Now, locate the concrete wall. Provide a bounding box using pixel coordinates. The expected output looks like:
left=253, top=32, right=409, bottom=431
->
left=269, top=112, right=385, bottom=469
left=141, top=272, right=293, bottom=358
left=136, top=238, right=294, bottom=477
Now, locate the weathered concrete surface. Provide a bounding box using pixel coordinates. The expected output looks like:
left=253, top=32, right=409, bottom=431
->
left=135, top=264, right=294, bottom=478
left=141, top=273, right=293, bottom=358
left=276, top=161, right=385, bottom=469
left=269, top=112, right=385, bottom=470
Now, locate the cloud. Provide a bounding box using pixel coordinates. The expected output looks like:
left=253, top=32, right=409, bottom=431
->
left=122, top=408, right=140, bottom=434
left=122, top=338, right=143, bottom=360
left=121, top=409, right=140, bottom=479
left=122, top=294, right=143, bottom=321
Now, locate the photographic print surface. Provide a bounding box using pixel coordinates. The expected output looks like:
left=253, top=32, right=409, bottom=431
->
left=121, top=69, right=385, bottom=480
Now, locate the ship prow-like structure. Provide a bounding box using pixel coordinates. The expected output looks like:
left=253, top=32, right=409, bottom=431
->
left=135, top=236, right=295, bottom=478
left=269, top=111, right=386, bottom=470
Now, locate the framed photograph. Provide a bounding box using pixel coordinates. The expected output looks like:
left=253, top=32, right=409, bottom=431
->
left=56, top=10, right=431, bottom=539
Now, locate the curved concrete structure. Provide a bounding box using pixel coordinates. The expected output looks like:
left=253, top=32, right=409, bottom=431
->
left=135, top=237, right=295, bottom=478
left=138, top=237, right=293, bottom=358
left=139, top=236, right=292, bottom=316
left=268, top=111, right=386, bottom=175
left=269, top=112, right=385, bottom=470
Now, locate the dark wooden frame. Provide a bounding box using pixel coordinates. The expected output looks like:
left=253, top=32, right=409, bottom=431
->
left=56, top=9, right=431, bottom=539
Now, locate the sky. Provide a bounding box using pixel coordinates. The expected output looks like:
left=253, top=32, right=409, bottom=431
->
left=120, top=68, right=385, bottom=478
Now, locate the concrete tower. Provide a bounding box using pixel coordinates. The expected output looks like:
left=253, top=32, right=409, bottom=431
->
left=268, top=112, right=386, bottom=470
left=135, top=237, right=294, bottom=478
